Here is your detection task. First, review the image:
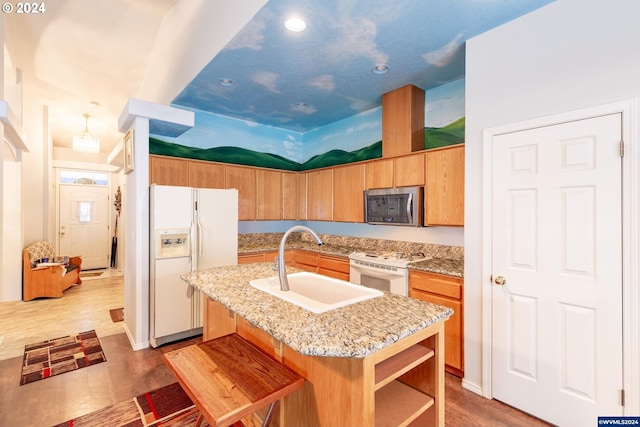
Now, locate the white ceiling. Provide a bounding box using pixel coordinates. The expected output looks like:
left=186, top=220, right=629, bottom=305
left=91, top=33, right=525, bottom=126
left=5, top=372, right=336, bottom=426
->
left=4, top=0, right=178, bottom=155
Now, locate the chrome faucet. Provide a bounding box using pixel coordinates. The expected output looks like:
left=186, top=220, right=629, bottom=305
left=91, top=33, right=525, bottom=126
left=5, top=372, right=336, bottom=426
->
left=277, top=225, right=323, bottom=291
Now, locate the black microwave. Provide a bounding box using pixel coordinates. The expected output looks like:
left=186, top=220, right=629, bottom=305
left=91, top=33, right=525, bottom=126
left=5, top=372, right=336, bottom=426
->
left=364, top=186, right=423, bottom=226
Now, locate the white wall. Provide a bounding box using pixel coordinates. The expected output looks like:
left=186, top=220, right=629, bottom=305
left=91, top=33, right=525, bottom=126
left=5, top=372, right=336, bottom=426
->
left=139, top=0, right=267, bottom=104
left=464, top=0, right=640, bottom=390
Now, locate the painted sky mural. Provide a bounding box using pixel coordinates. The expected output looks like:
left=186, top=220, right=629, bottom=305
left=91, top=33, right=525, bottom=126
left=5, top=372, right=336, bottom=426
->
left=151, top=78, right=464, bottom=171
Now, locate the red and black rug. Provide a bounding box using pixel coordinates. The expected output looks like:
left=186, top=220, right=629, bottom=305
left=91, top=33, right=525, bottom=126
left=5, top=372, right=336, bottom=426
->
left=20, top=330, right=107, bottom=385
left=52, top=382, right=211, bottom=427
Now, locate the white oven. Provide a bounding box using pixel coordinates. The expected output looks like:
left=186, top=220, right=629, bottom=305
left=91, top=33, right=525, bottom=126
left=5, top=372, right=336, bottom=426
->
left=349, top=252, right=428, bottom=296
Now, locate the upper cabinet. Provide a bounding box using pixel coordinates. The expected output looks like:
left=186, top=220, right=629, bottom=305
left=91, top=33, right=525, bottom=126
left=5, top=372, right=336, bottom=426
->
left=307, top=169, right=333, bottom=221
left=282, top=172, right=298, bottom=220
left=333, top=163, right=365, bottom=222
left=189, top=160, right=225, bottom=189
left=149, top=155, right=189, bottom=186
left=225, top=165, right=256, bottom=221
left=425, top=145, right=464, bottom=226
left=256, top=169, right=282, bottom=220
left=365, top=153, right=425, bottom=189
left=394, top=153, right=425, bottom=187
left=381, top=85, right=425, bottom=158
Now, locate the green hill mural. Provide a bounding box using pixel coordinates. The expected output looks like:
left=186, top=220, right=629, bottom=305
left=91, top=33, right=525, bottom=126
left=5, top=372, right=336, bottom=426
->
left=149, top=117, right=463, bottom=171
left=425, top=117, right=465, bottom=149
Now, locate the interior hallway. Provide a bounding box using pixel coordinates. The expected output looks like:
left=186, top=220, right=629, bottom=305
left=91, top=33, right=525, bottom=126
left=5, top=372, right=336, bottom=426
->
left=0, top=275, right=550, bottom=427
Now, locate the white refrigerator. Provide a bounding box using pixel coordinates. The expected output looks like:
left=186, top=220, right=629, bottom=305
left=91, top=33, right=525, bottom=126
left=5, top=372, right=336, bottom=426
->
left=149, top=184, right=238, bottom=347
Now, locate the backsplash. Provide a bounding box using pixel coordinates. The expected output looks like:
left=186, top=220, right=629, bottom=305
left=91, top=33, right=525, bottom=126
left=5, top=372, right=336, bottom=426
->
left=238, top=233, right=463, bottom=261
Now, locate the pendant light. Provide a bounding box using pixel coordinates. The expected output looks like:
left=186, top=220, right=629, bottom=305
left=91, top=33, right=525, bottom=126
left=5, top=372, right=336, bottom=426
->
left=73, top=113, right=100, bottom=153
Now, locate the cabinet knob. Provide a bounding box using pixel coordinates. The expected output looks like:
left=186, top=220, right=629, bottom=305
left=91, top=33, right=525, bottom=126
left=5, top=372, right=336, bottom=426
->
left=494, top=275, right=507, bottom=286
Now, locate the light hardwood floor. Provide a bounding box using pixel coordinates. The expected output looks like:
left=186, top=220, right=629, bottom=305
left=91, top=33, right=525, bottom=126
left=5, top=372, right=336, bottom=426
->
left=0, top=274, right=550, bottom=427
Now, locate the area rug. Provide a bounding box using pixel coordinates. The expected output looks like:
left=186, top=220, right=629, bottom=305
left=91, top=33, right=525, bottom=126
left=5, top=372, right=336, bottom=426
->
left=110, top=307, right=125, bottom=322
left=51, top=382, right=213, bottom=427
left=20, top=330, right=106, bottom=385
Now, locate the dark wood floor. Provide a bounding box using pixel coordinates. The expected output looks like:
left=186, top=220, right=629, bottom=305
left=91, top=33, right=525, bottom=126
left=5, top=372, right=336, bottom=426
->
left=0, top=332, right=551, bottom=427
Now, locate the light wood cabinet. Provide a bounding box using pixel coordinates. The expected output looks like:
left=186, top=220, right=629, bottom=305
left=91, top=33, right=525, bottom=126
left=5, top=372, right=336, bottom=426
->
left=282, top=172, right=298, bottom=220
left=333, top=163, right=365, bottom=222
left=394, top=152, right=425, bottom=187
left=256, top=169, right=282, bottom=220
left=205, top=295, right=446, bottom=426
left=307, top=169, right=333, bottom=221
left=297, top=173, right=308, bottom=220
left=238, top=251, right=290, bottom=265
left=188, top=160, right=224, bottom=188
left=225, top=165, right=256, bottom=221
left=425, top=145, right=464, bottom=226
left=409, top=270, right=464, bottom=376
left=317, top=254, right=350, bottom=281
left=365, top=158, right=394, bottom=189
left=203, top=297, right=236, bottom=342
left=292, top=250, right=318, bottom=272
left=149, top=155, right=189, bottom=186
left=382, top=84, right=425, bottom=157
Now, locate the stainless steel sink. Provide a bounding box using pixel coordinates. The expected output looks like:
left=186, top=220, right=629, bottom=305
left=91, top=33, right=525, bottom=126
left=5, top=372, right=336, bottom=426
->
left=249, top=272, right=383, bottom=314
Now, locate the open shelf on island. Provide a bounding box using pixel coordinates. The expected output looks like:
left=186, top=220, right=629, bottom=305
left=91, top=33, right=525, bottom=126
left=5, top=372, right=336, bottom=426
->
left=374, top=344, right=435, bottom=391
left=375, top=380, right=435, bottom=427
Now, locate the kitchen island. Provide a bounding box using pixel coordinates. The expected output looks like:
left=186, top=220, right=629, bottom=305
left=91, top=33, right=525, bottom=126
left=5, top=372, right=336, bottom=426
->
left=181, top=263, right=452, bottom=427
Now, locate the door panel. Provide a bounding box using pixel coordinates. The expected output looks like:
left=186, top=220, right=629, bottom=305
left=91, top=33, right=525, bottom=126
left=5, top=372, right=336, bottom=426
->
left=59, top=185, right=110, bottom=269
left=491, top=113, right=623, bottom=426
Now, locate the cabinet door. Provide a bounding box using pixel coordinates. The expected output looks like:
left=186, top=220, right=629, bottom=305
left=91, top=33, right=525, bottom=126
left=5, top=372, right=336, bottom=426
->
left=333, top=164, right=365, bottom=222
left=149, top=155, right=189, bottom=186
left=293, top=250, right=318, bottom=272
left=307, top=169, right=333, bottom=221
left=282, top=172, right=298, bottom=220
left=425, top=145, right=464, bottom=226
left=297, top=173, right=308, bottom=220
left=366, top=158, right=394, bottom=189
left=225, top=165, right=256, bottom=221
left=394, top=153, right=425, bottom=187
left=256, top=169, right=282, bottom=220
left=189, top=160, right=224, bottom=188
left=409, top=290, right=463, bottom=374
left=203, top=297, right=236, bottom=341
left=317, top=255, right=350, bottom=281
left=238, top=253, right=266, bottom=264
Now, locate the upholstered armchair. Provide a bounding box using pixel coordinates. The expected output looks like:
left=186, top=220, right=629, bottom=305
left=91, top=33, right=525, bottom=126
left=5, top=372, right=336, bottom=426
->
left=22, top=241, right=82, bottom=301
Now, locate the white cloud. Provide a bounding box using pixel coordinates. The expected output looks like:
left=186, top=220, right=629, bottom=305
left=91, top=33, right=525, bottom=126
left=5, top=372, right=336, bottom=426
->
left=251, top=71, right=281, bottom=93
left=423, top=34, right=463, bottom=67
left=308, top=74, right=335, bottom=92
left=325, top=16, right=388, bottom=65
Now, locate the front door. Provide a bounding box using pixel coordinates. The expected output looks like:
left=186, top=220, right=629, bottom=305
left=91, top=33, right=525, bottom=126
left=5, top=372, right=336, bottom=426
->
left=491, top=113, right=623, bottom=426
left=59, top=184, right=110, bottom=270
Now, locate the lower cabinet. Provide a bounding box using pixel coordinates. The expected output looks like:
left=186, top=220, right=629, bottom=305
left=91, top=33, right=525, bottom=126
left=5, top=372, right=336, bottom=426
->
left=317, top=254, right=350, bottom=281
left=409, top=270, right=464, bottom=376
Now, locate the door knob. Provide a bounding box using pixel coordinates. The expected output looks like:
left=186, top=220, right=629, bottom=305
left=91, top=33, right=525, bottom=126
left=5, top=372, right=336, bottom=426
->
left=494, top=275, right=507, bottom=286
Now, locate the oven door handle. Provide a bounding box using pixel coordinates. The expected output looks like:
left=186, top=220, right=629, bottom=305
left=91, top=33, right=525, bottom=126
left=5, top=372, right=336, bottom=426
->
left=350, top=263, right=405, bottom=278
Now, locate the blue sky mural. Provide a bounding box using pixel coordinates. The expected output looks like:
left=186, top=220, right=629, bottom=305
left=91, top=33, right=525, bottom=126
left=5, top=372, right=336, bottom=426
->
left=154, top=78, right=465, bottom=169
left=169, top=0, right=551, bottom=132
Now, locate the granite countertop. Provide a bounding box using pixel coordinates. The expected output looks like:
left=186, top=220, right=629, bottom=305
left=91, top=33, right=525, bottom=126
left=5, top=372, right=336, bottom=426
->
left=238, top=239, right=464, bottom=277
left=181, top=263, right=453, bottom=358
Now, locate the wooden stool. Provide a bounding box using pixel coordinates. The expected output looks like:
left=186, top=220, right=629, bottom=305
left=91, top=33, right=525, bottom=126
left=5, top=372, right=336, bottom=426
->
left=164, top=333, right=304, bottom=427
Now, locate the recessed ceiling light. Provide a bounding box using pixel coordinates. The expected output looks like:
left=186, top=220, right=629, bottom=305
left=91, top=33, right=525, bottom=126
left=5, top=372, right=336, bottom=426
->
left=219, top=78, right=235, bottom=87
left=372, top=65, right=389, bottom=75
left=293, top=102, right=309, bottom=109
left=285, top=17, right=306, bottom=32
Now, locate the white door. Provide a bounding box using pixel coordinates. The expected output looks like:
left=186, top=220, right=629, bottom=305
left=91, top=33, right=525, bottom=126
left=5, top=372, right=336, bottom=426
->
left=59, top=184, right=110, bottom=270
left=491, top=113, right=623, bottom=426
